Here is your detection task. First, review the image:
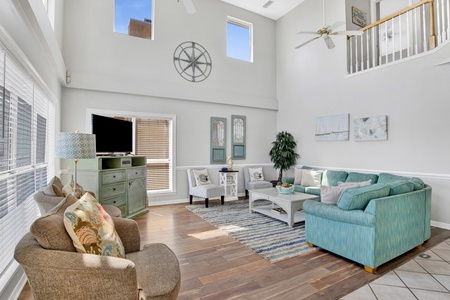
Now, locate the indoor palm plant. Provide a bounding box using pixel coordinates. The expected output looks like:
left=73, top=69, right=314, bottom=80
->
left=269, top=131, right=300, bottom=182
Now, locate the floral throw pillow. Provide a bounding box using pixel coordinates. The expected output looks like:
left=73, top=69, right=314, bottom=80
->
left=63, top=193, right=125, bottom=258
left=62, top=181, right=85, bottom=199
left=249, top=167, right=264, bottom=181
left=193, top=169, right=211, bottom=186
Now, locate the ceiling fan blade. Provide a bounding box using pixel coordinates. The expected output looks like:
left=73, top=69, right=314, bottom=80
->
left=334, top=30, right=364, bottom=36
left=294, top=36, right=321, bottom=49
left=181, top=0, right=196, bottom=14
left=328, top=21, right=345, bottom=31
left=296, top=31, right=319, bottom=35
left=323, top=35, right=335, bottom=49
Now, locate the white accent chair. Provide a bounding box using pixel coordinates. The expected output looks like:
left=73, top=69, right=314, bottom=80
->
left=243, top=166, right=273, bottom=198
left=187, top=169, right=225, bottom=208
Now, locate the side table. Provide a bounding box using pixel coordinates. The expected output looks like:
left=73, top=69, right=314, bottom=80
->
left=219, top=170, right=239, bottom=200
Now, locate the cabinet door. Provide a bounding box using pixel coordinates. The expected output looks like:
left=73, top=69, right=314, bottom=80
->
left=127, top=177, right=147, bottom=214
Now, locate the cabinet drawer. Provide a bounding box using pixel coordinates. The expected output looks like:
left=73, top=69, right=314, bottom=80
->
left=102, top=182, right=126, bottom=198
left=127, top=167, right=146, bottom=180
left=102, top=194, right=126, bottom=207
left=102, top=170, right=126, bottom=184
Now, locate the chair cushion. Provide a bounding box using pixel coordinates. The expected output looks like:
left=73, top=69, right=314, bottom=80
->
left=247, top=181, right=272, bottom=190
left=337, top=184, right=390, bottom=211
left=127, top=243, right=180, bottom=299
left=63, top=193, right=125, bottom=258
left=192, top=169, right=211, bottom=186
left=248, top=167, right=265, bottom=181
left=191, top=184, right=225, bottom=198
left=31, top=195, right=78, bottom=252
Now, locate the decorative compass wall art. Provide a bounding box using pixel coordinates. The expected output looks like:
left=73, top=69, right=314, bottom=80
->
left=173, top=41, right=212, bottom=82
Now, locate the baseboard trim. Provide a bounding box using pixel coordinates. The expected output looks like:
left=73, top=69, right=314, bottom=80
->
left=431, top=220, right=450, bottom=230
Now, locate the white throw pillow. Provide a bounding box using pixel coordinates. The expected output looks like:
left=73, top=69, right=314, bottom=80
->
left=301, top=169, right=322, bottom=187
left=248, top=167, right=264, bottom=181
left=294, top=168, right=303, bottom=185
left=193, top=169, right=211, bottom=186
left=320, top=186, right=348, bottom=205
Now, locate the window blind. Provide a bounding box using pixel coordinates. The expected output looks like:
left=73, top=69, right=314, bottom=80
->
left=0, top=43, right=55, bottom=282
left=135, top=119, right=170, bottom=191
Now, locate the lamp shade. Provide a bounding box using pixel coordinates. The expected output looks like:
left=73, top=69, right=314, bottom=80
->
left=55, top=132, right=96, bottom=159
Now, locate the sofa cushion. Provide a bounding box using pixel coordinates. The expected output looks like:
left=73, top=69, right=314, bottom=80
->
left=338, top=179, right=372, bottom=188
left=377, top=173, right=409, bottom=184
left=346, top=172, right=379, bottom=184
left=410, top=177, right=425, bottom=191
left=304, top=186, right=321, bottom=196
left=192, top=169, right=212, bottom=186
left=337, top=184, right=390, bottom=211
left=293, top=185, right=306, bottom=193
left=64, top=193, right=125, bottom=258
left=386, top=180, right=415, bottom=195
left=30, top=195, right=78, bottom=252
left=321, top=170, right=348, bottom=187
left=301, top=169, right=322, bottom=186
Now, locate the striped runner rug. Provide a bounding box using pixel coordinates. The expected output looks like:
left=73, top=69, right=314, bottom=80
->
left=186, top=199, right=318, bottom=263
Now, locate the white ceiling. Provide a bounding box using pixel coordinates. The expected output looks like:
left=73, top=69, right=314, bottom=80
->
left=220, top=0, right=306, bottom=20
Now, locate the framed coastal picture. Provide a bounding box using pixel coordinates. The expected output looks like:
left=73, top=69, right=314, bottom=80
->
left=354, top=115, right=388, bottom=141
left=352, top=6, right=368, bottom=28
left=315, top=113, right=350, bottom=141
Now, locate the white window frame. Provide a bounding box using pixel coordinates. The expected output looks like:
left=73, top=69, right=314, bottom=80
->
left=227, top=16, right=254, bottom=62
left=86, top=109, right=177, bottom=195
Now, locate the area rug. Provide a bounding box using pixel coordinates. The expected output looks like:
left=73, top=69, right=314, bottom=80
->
left=186, top=200, right=318, bottom=263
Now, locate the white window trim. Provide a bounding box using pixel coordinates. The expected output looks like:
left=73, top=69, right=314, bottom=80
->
left=227, top=16, right=254, bottom=63
left=86, top=108, right=177, bottom=194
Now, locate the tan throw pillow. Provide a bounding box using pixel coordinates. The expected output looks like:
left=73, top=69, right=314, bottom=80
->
left=192, top=169, right=211, bottom=186
left=338, top=179, right=372, bottom=188
left=294, top=168, right=303, bottom=185
left=321, top=186, right=349, bottom=205
left=249, top=167, right=264, bottom=181
left=301, top=169, right=322, bottom=187
left=43, top=176, right=64, bottom=197
left=64, top=193, right=125, bottom=258
left=30, top=195, right=78, bottom=252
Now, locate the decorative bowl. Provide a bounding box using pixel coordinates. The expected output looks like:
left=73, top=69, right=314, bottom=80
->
left=276, top=185, right=295, bottom=194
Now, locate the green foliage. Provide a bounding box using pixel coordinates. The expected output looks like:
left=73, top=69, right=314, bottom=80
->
left=269, top=131, right=300, bottom=181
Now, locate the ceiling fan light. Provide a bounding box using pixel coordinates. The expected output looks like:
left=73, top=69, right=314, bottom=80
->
left=263, top=0, right=274, bottom=8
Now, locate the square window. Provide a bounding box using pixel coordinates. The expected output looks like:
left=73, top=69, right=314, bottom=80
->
left=227, top=17, right=253, bottom=62
left=114, top=0, right=153, bottom=40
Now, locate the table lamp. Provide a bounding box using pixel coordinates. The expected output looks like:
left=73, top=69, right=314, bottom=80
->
left=55, top=131, right=96, bottom=194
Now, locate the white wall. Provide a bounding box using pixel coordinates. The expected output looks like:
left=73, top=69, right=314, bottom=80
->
left=60, top=0, right=279, bottom=204
left=276, top=0, right=450, bottom=226
left=63, top=0, right=277, bottom=110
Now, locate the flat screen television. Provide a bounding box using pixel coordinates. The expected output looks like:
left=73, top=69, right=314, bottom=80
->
left=92, top=114, right=133, bottom=155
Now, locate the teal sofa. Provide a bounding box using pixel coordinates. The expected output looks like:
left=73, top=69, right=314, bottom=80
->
left=283, top=167, right=431, bottom=273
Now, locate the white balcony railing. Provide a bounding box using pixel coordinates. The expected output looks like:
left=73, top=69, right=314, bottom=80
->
left=348, top=0, right=449, bottom=74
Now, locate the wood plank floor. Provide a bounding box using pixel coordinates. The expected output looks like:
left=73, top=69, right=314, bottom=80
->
left=18, top=199, right=450, bottom=300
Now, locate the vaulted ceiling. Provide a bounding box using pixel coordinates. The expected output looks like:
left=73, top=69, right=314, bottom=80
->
left=219, top=0, right=305, bottom=20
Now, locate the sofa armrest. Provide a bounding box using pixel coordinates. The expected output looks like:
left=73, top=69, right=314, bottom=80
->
left=303, top=200, right=375, bottom=227
left=113, top=217, right=141, bottom=253
left=15, top=233, right=138, bottom=300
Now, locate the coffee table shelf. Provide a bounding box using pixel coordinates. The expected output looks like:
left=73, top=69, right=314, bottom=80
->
left=249, top=188, right=319, bottom=227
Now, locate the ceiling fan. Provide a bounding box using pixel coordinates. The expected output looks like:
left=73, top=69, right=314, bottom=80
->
left=295, top=0, right=363, bottom=50
left=178, top=0, right=196, bottom=14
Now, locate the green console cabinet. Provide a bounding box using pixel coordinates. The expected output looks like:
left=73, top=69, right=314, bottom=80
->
left=69, top=156, right=149, bottom=218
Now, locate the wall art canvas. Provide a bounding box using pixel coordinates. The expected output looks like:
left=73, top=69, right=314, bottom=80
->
left=352, top=6, right=368, bottom=28
left=354, top=115, right=388, bottom=141
left=315, top=113, right=349, bottom=141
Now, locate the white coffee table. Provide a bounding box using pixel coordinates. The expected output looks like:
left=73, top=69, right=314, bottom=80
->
left=249, top=188, right=319, bottom=227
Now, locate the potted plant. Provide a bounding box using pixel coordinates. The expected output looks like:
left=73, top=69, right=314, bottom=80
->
left=269, top=131, right=300, bottom=182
